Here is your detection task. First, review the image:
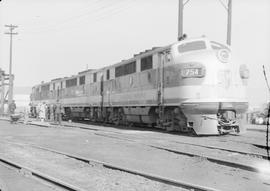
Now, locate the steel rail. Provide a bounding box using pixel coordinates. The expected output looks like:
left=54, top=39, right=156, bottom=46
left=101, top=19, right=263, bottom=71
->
left=92, top=127, right=268, bottom=161
left=89, top=132, right=267, bottom=174
left=1, top=118, right=267, bottom=172
left=84, top=132, right=264, bottom=174
left=0, top=156, right=88, bottom=191
left=149, top=145, right=261, bottom=173
left=170, top=140, right=268, bottom=160
left=0, top=140, right=219, bottom=191
left=62, top=121, right=269, bottom=160
left=1, top=118, right=268, bottom=175
left=1, top=118, right=268, bottom=161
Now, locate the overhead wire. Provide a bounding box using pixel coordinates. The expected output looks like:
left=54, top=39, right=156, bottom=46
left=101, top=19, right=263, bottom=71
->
left=93, top=0, right=137, bottom=22
left=21, top=0, right=107, bottom=30
left=218, top=0, right=228, bottom=10
left=21, top=0, right=134, bottom=34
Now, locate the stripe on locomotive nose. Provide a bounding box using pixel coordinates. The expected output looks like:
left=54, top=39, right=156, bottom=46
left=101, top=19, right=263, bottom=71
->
left=163, top=64, right=205, bottom=87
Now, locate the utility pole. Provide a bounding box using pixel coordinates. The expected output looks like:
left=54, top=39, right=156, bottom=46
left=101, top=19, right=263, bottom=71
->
left=177, top=0, right=191, bottom=41
left=215, top=0, right=233, bottom=45
left=177, top=0, right=232, bottom=45
left=4, top=24, right=18, bottom=112
left=227, top=0, right=232, bottom=45
left=178, top=0, right=184, bottom=40
left=0, top=68, right=5, bottom=114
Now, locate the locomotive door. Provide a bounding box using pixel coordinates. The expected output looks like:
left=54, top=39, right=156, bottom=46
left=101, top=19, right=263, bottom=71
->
left=100, top=75, right=104, bottom=110
left=56, top=87, right=60, bottom=101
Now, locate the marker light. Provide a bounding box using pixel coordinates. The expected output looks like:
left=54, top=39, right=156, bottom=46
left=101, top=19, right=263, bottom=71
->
left=217, top=49, right=230, bottom=63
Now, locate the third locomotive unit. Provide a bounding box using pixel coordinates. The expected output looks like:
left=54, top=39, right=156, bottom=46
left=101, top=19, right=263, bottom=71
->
left=30, top=37, right=249, bottom=135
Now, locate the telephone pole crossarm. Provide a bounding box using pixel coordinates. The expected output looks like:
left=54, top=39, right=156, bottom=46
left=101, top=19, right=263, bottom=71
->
left=4, top=32, right=18, bottom=35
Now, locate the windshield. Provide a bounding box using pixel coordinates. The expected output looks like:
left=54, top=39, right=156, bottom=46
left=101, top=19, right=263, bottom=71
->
left=178, top=41, right=206, bottom=53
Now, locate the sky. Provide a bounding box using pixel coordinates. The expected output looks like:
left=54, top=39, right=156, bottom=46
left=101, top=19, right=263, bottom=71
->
left=0, top=0, right=270, bottom=107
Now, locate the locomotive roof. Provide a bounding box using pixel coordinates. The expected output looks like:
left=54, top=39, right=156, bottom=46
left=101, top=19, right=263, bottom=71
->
left=94, top=44, right=171, bottom=73
left=78, top=69, right=93, bottom=75
left=32, top=37, right=211, bottom=87
left=51, top=78, right=62, bottom=82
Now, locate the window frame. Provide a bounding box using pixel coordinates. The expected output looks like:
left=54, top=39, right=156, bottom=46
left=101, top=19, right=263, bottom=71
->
left=79, top=75, right=85, bottom=85
left=141, top=55, right=153, bottom=71
left=93, top=73, right=97, bottom=83
left=66, top=78, right=77, bottom=88
left=106, top=69, right=110, bottom=80
left=115, top=61, right=136, bottom=78
left=178, top=41, right=206, bottom=54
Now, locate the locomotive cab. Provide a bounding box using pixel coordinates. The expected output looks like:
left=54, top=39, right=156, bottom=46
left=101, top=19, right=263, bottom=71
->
left=169, top=37, right=249, bottom=135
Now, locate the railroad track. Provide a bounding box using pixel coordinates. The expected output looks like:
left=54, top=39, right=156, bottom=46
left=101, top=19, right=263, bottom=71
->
left=92, top=132, right=266, bottom=174
left=2, top=118, right=269, bottom=177
left=0, top=155, right=87, bottom=191
left=3, top=118, right=269, bottom=161
left=8, top=119, right=269, bottom=173
left=170, top=140, right=269, bottom=160
left=65, top=126, right=270, bottom=177
left=0, top=140, right=219, bottom=191
left=2, top=116, right=268, bottom=158
left=93, top=129, right=269, bottom=161
left=59, top=121, right=269, bottom=161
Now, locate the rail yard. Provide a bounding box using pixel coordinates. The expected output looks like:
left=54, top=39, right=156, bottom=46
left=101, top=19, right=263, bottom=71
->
left=1, top=0, right=270, bottom=191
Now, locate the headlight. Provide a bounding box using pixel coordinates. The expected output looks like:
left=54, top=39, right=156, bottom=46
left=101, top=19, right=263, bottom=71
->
left=217, top=49, right=230, bottom=63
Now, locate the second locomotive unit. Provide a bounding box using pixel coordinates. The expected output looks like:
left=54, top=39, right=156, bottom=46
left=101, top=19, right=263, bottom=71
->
left=30, top=37, right=249, bottom=135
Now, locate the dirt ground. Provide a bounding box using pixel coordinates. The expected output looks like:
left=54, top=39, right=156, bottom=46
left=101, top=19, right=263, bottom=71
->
left=0, top=142, right=186, bottom=191
left=0, top=162, right=59, bottom=191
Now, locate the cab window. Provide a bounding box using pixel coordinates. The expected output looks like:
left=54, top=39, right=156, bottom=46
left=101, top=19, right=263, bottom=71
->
left=66, top=78, right=77, bottom=88
left=141, top=56, right=152, bottom=71
left=178, top=41, right=206, bottom=53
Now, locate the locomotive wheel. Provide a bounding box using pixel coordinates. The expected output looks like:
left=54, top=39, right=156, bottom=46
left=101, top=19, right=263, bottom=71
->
left=161, top=108, right=185, bottom=132
left=163, top=109, right=174, bottom=132
left=111, top=108, right=124, bottom=126
left=92, top=108, right=98, bottom=122
left=110, top=108, right=119, bottom=125
left=117, top=108, right=127, bottom=126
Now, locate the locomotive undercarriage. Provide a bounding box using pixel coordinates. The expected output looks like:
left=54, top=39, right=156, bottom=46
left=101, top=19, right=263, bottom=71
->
left=62, top=106, right=193, bottom=133
left=48, top=105, right=242, bottom=135
left=156, top=107, right=189, bottom=132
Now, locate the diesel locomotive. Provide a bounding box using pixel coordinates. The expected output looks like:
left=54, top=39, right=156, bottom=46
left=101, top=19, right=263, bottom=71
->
left=30, top=37, right=249, bottom=135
